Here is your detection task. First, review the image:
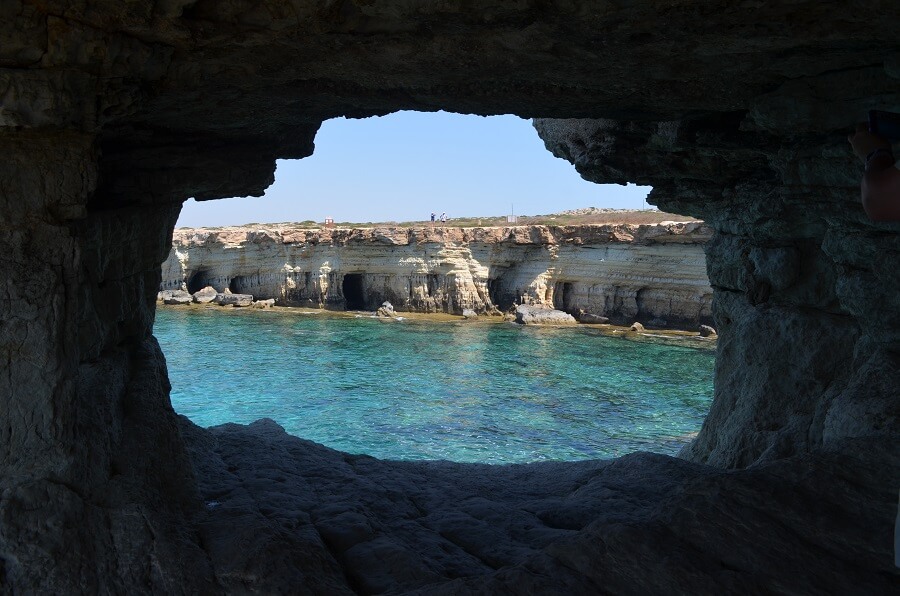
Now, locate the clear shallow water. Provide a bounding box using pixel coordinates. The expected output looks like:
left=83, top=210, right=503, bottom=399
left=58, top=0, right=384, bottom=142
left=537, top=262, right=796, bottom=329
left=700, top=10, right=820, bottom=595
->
left=155, top=308, right=715, bottom=464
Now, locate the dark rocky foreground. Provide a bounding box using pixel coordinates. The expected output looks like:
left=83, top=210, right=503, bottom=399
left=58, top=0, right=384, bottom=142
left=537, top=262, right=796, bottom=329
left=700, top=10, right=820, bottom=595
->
left=2, top=1, right=900, bottom=593
left=179, top=419, right=898, bottom=594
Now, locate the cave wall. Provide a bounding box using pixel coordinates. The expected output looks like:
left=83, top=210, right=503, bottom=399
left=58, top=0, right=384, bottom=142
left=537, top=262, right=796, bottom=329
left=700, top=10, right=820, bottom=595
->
left=535, top=115, right=900, bottom=469
left=1, top=0, right=899, bottom=591
left=0, top=132, right=213, bottom=590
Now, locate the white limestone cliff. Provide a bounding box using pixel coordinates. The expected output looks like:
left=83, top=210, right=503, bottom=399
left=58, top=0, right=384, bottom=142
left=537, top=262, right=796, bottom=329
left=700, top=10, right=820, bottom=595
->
left=160, top=222, right=713, bottom=328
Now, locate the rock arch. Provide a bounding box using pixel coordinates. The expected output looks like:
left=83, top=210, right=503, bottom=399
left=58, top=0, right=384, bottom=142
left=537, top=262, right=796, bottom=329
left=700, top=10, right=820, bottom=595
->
left=1, top=2, right=898, bottom=592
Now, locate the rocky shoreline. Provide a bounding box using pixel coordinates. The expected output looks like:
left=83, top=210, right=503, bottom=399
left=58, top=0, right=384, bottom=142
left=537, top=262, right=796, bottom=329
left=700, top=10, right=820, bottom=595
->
left=160, top=221, right=714, bottom=331
left=155, top=301, right=719, bottom=344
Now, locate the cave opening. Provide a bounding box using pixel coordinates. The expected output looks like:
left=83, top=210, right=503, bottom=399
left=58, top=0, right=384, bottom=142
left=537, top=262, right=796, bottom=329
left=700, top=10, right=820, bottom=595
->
left=161, top=112, right=712, bottom=466
left=426, top=273, right=439, bottom=297
left=554, top=281, right=574, bottom=312
left=342, top=273, right=366, bottom=310
left=187, top=270, right=213, bottom=294
left=487, top=277, right=514, bottom=311
left=229, top=276, right=246, bottom=294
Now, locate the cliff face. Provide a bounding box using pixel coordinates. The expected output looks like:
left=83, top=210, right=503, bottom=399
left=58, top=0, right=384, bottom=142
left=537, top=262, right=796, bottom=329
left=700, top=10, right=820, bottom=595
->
left=161, top=222, right=713, bottom=327
left=2, top=1, right=899, bottom=593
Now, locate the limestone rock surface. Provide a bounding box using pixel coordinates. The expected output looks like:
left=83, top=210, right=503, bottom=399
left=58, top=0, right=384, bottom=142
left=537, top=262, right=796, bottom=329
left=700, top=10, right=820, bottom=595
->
left=215, top=293, right=253, bottom=307
left=375, top=301, right=396, bottom=318
left=251, top=298, right=275, bottom=309
left=161, top=222, right=713, bottom=327
left=192, top=286, right=218, bottom=304
left=163, top=289, right=191, bottom=304
left=535, top=114, right=900, bottom=470
left=180, top=419, right=900, bottom=595
left=577, top=312, right=609, bottom=324
left=514, top=305, right=577, bottom=326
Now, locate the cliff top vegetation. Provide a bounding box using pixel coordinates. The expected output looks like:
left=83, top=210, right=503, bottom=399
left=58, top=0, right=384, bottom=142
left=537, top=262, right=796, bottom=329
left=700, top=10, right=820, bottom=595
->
left=181, top=208, right=698, bottom=231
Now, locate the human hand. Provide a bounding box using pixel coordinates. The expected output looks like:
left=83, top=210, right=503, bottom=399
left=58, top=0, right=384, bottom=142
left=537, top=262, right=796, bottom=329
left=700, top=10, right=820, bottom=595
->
left=848, top=122, right=892, bottom=162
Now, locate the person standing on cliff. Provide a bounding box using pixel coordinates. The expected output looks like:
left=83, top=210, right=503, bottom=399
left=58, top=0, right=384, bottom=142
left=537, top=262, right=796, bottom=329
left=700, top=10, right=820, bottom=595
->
left=848, top=123, right=900, bottom=221
left=440, top=212, right=447, bottom=224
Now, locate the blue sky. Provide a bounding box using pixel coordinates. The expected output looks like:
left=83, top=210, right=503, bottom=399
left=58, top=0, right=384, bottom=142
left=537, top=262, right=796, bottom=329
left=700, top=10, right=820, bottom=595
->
left=176, top=111, right=651, bottom=227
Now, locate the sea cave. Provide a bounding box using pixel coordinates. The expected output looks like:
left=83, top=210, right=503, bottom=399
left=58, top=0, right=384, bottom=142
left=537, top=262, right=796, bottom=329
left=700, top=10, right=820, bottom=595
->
left=1, top=1, right=898, bottom=593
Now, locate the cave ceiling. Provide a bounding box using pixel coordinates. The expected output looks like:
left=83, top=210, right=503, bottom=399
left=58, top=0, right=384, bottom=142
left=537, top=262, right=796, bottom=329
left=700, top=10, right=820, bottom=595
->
left=3, top=1, right=900, bottom=205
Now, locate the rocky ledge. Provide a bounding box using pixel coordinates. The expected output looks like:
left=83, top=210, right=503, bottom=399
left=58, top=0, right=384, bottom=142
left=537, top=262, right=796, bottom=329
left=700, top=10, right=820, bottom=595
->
left=160, top=221, right=714, bottom=329
left=180, top=418, right=899, bottom=594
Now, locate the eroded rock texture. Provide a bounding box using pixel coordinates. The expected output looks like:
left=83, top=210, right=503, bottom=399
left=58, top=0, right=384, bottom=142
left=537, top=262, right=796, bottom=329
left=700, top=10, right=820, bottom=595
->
left=161, top=222, right=713, bottom=326
left=2, top=1, right=899, bottom=593
left=534, top=113, right=900, bottom=469
left=182, top=419, right=898, bottom=595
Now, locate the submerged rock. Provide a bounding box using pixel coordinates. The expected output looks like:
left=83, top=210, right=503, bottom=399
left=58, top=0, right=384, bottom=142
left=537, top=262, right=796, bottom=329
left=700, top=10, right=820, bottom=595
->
left=192, top=286, right=218, bottom=304
left=514, top=305, right=576, bottom=325
left=215, top=293, right=253, bottom=307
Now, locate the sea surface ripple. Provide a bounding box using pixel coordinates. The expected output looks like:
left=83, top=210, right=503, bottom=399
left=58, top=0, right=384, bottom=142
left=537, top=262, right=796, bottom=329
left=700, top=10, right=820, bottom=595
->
left=155, top=307, right=715, bottom=464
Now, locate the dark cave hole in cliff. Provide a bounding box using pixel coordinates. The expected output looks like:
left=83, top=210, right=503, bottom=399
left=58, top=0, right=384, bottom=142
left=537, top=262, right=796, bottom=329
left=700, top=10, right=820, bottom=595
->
left=554, top=282, right=575, bottom=313
left=187, top=270, right=213, bottom=294
left=229, top=276, right=247, bottom=294
left=343, top=274, right=366, bottom=310
left=426, top=274, right=439, bottom=297
left=487, top=277, right=514, bottom=311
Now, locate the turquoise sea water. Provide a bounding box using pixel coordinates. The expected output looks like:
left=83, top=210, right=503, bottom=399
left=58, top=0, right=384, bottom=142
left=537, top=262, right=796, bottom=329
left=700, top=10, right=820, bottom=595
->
left=155, top=307, right=715, bottom=464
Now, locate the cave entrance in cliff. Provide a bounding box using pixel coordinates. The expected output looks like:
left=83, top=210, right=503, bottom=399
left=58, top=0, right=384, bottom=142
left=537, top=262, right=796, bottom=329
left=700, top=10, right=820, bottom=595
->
left=343, top=274, right=366, bottom=310
left=554, top=282, right=575, bottom=313
left=487, top=276, right=514, bottom=311
left=229, top=276, right=247, bottom=294
left=187, top=270, right=213, bottom=294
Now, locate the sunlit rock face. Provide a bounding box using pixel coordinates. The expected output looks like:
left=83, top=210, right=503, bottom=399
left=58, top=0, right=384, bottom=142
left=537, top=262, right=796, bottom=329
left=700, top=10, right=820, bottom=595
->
left=160, top=223, right=713, bottom=327
left=1, top=1, right=899, bottom=592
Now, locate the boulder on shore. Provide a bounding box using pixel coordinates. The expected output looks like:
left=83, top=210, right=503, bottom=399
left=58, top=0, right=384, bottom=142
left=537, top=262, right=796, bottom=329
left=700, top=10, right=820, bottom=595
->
left=216, top=293, right=253, bottom=307
left=699, top=324, right=717, bottom=337
left=193, top=286, right=218, bottom=304
left=629, top=321, right=645, bottom=332
left=252, top=299, right=275, bottom=308
left=162, top=289, right=192, bottom=305
left=376, top=301, right=396, bottom=317
left=462, top=308, right=478, bottom=319
left=577, top=310, right=609, bottom=324
left=514, top=305, right=576, bottom=325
